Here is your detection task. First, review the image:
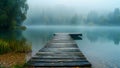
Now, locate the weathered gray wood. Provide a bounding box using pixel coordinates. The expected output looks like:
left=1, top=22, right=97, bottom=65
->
left=37, top=51, right=82, bottom=53
left=26, top=33, right=91, bottom=68
left=29, top=59, right=88, bottom=63
left=44, top=44, right=78, bottom=48
left=54, top=33, right=82, bottom=36
left=50, top=40, right=75, bottom=43
left=33, top=55, right=85, bottom=59
left=31, top=57, right=87, bottom=60
left=27, top=61, right=91, bottom=67
left=35, top=53, right=85, bottom=57
left=39, top=48, right=80, bottom=52
left=54, top=33, right=82, bottom=40
left=30, top=58, right=87, bottom=61
left=36, top=53, right=83, bottom=57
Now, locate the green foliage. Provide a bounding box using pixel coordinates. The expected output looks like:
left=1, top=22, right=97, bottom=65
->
left=8, top=39, right=31, bottom=53
left=0, top=40, right=11, bottom=54
left=0, top=65, right=5, bottom=68
left=11, top=64, right=25, bottom=68
left=0, top=14, right=8, bottom=21
left=0, top=0, right=28, bottom=30
left=20, top=26, right=27, bottom=30
left=0, top=39, right=31, bottom=54
left=86, top=8, right=120, bottom=26
left=14, top=26, right=27, bottom=30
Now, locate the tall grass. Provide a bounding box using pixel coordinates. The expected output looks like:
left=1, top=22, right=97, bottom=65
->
left=11, top=64, right=25, bottom=68
left=0, top=65, right=4, bottom=68
left=0, top=39, right=31, bottom=54
left=0, top=40, right=11, bottom=54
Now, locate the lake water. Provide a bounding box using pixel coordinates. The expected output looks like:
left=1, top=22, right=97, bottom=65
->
left=23, top=26, right=120, bottom=68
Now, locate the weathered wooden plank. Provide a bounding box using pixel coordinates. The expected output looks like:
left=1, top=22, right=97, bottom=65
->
left=48, top=42, right=77, bottom=45
left=49, top=43, right=77, bottom=45
left=29, top=59, right=88, bottom=63
left=27, top=61, right=91, bottom=67
left=35, top=53, right=85, bottom=57
left=26, top=33, right=91, bottom=68
left=36, top=52, right=83, bottom=55
left=53, top=38, right=72, bottom=40
left=31, top=56, right=87, bottom=59
left=33, top=55, right=85, bottom=59
left=50, top=41, right=75, bottom=43
left=53, top=36, right=72, bottom=40
left=30, top=58, right=87, bottom=61
left=39, top=48, right=80, bottom=52
left=54, top=33, right=82, bottom=40
left=44, top=44, right=78, bottom=48
left=37, top=51, right=83, bottom=54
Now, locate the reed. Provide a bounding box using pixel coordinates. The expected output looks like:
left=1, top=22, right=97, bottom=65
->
left=11, top=64, right=25, bottom=68
left=0, top=39, right=31, bottom=54
left=0, top=40, right=11, bottom=54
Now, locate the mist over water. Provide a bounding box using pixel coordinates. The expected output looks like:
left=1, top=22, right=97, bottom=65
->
left=23, top=26, right=120, bottom=68
left=22, top=0, right=120, bottom=68
left=27, top=0, right=120, bottom=13
left=24, top=0, right=120, bottom=26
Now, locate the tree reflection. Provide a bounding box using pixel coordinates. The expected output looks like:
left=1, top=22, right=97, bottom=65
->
left=86, top=29, right=120, bottom=45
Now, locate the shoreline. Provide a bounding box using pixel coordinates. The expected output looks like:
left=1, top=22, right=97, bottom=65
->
left=0, top=52, right=27, bottom=68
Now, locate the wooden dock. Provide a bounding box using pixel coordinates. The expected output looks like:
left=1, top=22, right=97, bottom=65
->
left=26, top=33, right=91, bottom=68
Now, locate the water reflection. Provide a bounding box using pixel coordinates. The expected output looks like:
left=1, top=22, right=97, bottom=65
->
left=86, top=28, right=120, bottom=45
left=23, top=27, right=120, bottom=55
left=23, top=27, right=120, bottom=68
left=23, top=28, right=53, bottom=55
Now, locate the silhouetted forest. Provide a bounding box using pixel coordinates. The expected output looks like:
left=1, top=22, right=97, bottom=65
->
left=1, top=0, right=120, bottom=26
left=86, top=8, right=120, bottom=26
left=27, top=8, right=120, bottom=26
left=0, top=0, right=28, bottom=30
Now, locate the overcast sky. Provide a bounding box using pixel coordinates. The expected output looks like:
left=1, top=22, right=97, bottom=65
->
left=27, top=0, right=120, bottom=14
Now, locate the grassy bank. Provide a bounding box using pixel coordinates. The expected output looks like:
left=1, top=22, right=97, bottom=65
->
left=0, top=39, right=31, bottom=68
left=0, top=39, right=31, bottom=54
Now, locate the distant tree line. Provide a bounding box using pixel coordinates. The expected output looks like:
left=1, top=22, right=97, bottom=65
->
left=85, top=8, right=120, bottom=26
left=27, top=8, right=120, bottom=26
left=0, top=0, right=28, bottom=30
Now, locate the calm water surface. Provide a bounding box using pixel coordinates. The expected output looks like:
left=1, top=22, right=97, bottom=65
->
left=23, top=26, right=120, bottom=68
